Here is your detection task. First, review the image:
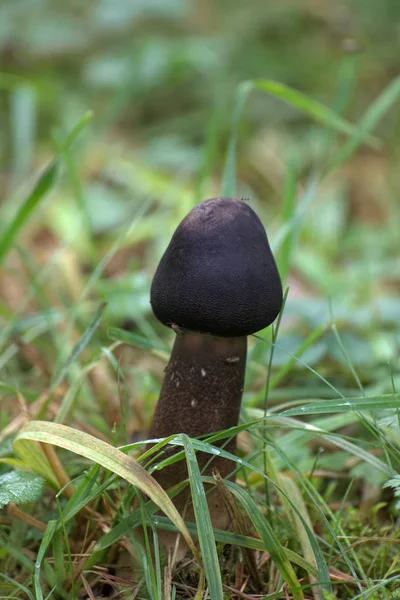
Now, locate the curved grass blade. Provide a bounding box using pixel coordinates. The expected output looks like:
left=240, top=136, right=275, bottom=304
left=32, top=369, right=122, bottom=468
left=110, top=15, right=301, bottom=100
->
left=0, top=110, right=93, bottom=268
left=0, top=573, right=35, bottom=600
left=13, top=421, right=199, bottom=561
left=0, top=160, right=58, bottom=266
left=251, top=79, right=377, bottom=143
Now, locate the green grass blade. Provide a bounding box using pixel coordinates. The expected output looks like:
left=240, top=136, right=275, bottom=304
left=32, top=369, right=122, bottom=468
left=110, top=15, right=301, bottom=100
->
left=35, top=520, right=58, bottom=600
left=330, top=322, right=364, bottom=394
left=350, top=575, right=400, bottom=599
left=13, top=421, right=199, bottom=561
left=224, top=479, right=304, bottom=599
left=180, top=434, right=223, bottom=600
left=11, top=84, right=36, bottom=186
left=161, top=435, right=330, bottom=589
left=271, top=175, right=318, bottom=256
left=269, top=440, right=370, bottom=584
left=59, top=110, right=94, bottom=150
left=252, top=78, right=378, bottom=143
left=221, top=81, right=252, bottom=197
left=50, top=302, right=107, bottom=393
left=0, top=110, right=93, bottom=268
left=280, top=393, right=400, bottom=416
left=151, top=515, right=318, bottom=577
left=0, top=160, right=58, bottom=266
left=329, top=74, right=400, bottom=171
left=195, top=101, right=225, bottom=202
left=270, top=416, right=393, bottom=477
left=52, top=532, right=66, bottom=587
left=278, top=161, right=298, bottom=283
left=0, top=573, right=35, bottom=600
left=270, top=323, right=328, bottom=390
left=107, top=326, right=165, bottom=351
left=279, top=475, right=322, bottom=596
left=222, top=76, right=377, bottom=200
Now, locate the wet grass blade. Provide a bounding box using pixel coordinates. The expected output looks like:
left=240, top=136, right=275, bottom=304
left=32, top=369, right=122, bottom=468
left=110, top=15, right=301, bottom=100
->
left=280, top=393, right=400, bottom=416
left=35, top=520, right=58, bottom=600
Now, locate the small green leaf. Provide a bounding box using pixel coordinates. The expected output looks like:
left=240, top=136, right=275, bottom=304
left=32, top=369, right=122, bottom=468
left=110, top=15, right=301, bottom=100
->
left=0, top=470, right=44, bottom=508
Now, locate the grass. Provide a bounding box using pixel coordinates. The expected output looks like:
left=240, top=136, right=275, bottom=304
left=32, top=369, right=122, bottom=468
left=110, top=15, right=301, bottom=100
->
left=1, top=2, right=400, bottom=598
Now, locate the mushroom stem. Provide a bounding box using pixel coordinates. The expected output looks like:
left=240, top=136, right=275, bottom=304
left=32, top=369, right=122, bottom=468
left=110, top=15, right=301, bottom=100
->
left=149, top=329, right=247, bottom=490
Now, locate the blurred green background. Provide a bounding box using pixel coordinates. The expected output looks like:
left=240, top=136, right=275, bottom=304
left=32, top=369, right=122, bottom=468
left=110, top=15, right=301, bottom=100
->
left=1, top=0, right=399, bottom=426
left=2, top=5, right=400, bottom=596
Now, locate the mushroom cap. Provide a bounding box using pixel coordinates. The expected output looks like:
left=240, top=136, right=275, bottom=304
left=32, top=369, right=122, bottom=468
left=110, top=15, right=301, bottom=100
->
left=150, top=197, right=283, bottom=337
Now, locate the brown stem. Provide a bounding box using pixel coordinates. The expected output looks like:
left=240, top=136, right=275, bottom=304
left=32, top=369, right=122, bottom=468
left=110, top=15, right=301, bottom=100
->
left=148, top=330, right=246, bottom=500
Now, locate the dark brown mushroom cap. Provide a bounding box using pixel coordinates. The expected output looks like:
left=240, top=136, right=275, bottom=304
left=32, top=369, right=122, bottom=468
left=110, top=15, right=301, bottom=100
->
left=150, top=197, right=283, bottom=337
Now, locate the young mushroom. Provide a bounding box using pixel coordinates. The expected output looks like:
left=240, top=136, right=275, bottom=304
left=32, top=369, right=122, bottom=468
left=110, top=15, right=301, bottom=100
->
left=148, top=196, right=282, bottom=531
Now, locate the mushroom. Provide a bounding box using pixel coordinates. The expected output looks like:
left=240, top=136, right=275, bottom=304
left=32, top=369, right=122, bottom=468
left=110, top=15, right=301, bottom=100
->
left=148, top=196, right=282, bottom=531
